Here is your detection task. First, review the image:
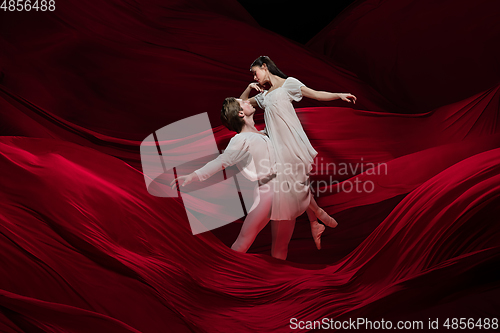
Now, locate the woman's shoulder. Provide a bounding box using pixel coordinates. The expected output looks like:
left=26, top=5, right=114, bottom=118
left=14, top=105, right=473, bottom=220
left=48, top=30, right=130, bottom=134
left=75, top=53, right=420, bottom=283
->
left=284, top=77, right=303, bottom=85
left=282, top=77, right=305, bottom=101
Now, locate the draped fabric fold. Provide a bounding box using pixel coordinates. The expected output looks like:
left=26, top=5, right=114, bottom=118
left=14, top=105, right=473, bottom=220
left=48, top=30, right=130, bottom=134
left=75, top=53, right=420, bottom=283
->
left=307, top=0, right=500, bottom=113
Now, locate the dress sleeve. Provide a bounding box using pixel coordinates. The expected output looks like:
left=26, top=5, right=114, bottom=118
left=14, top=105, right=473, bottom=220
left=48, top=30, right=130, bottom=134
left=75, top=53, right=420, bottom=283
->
left=284, top=77, right=306, bottom=102
left=194, top=135, right=249, bottom=181
left=254, top=92, right=265, bottom=109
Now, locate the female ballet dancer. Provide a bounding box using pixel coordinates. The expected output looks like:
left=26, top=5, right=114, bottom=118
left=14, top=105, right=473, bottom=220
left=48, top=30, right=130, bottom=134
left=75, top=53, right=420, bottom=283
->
left=240, top=56, right=358, bottom=244
left=171, top=97, right=332, bottom=259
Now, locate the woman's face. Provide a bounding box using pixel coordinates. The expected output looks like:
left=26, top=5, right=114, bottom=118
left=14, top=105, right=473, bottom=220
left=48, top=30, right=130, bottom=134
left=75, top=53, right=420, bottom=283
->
left=251, top=65, right=267, bottom=85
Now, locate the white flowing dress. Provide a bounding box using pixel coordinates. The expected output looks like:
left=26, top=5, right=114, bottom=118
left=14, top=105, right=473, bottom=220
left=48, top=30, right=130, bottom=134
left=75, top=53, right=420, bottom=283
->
left=195, top=132, right=307, bottom=220
left=254, top=77, right=318, bottom=220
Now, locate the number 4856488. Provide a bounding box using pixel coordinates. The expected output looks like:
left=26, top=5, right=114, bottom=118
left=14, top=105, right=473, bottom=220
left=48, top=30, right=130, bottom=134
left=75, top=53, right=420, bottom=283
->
left=1, top=0, right=55, bottom=11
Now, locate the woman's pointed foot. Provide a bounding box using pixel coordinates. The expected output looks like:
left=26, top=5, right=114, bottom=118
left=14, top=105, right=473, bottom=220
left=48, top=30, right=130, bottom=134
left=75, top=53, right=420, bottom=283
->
left=316, top=208, right=338, bottom=228
left=310, top=220, right=325, bottom=250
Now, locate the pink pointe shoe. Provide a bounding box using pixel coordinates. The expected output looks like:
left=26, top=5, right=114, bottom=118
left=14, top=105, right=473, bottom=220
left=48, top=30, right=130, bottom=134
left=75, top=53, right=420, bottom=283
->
left=310, top=220, right=325, bottom=250
left=316, top=208, right=338, bottom=228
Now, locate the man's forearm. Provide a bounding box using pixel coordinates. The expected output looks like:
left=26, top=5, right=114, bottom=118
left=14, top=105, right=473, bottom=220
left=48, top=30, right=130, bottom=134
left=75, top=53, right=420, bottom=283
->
left=315, top=91, right=340, bottom=101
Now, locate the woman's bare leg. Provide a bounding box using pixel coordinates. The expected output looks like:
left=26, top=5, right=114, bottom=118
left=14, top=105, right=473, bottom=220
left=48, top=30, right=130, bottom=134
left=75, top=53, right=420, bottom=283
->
left=271, top=219, right=296, bottom=260
left=231, top=185, right=273, bottom=253
left=307, top=207, right=325, bottom=250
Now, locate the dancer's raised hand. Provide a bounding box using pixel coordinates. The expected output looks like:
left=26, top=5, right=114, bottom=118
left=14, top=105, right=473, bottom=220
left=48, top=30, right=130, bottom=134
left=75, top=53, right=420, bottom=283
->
left=249, top=82, right=264, bottom=93
left=339, top=93, right=357, bottom=104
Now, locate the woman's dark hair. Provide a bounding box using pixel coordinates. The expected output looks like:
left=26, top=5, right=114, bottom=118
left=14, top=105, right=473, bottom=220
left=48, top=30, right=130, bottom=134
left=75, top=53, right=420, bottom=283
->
left=221, top=97, right=245, bottom=133
left=250, top=56, right=288, bottom=79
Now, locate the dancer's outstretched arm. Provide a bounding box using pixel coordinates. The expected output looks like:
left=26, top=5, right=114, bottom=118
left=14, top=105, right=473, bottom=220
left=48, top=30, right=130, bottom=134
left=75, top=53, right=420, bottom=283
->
left=170, top=135, right=248, bottom=189
left=301, top=86, right=357, bottom=104
left=170, top=172, right=199, bottom=189
left=240, top=82, right=262, bottom=107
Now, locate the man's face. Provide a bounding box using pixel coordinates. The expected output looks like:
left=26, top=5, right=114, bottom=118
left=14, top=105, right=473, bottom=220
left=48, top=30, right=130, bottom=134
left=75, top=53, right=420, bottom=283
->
left=237, top=98, right=255, bottom=116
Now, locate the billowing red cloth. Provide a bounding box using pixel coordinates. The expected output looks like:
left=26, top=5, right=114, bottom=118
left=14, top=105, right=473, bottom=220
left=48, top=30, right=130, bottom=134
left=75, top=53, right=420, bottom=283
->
left=307, top=0, right=500, bottom=113
left=1, top=0, right=499, bottom=331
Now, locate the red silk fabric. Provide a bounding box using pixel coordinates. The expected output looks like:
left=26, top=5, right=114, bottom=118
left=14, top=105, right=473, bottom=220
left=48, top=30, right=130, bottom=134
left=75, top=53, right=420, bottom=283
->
left=1, top=0, right=499, bottom=331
